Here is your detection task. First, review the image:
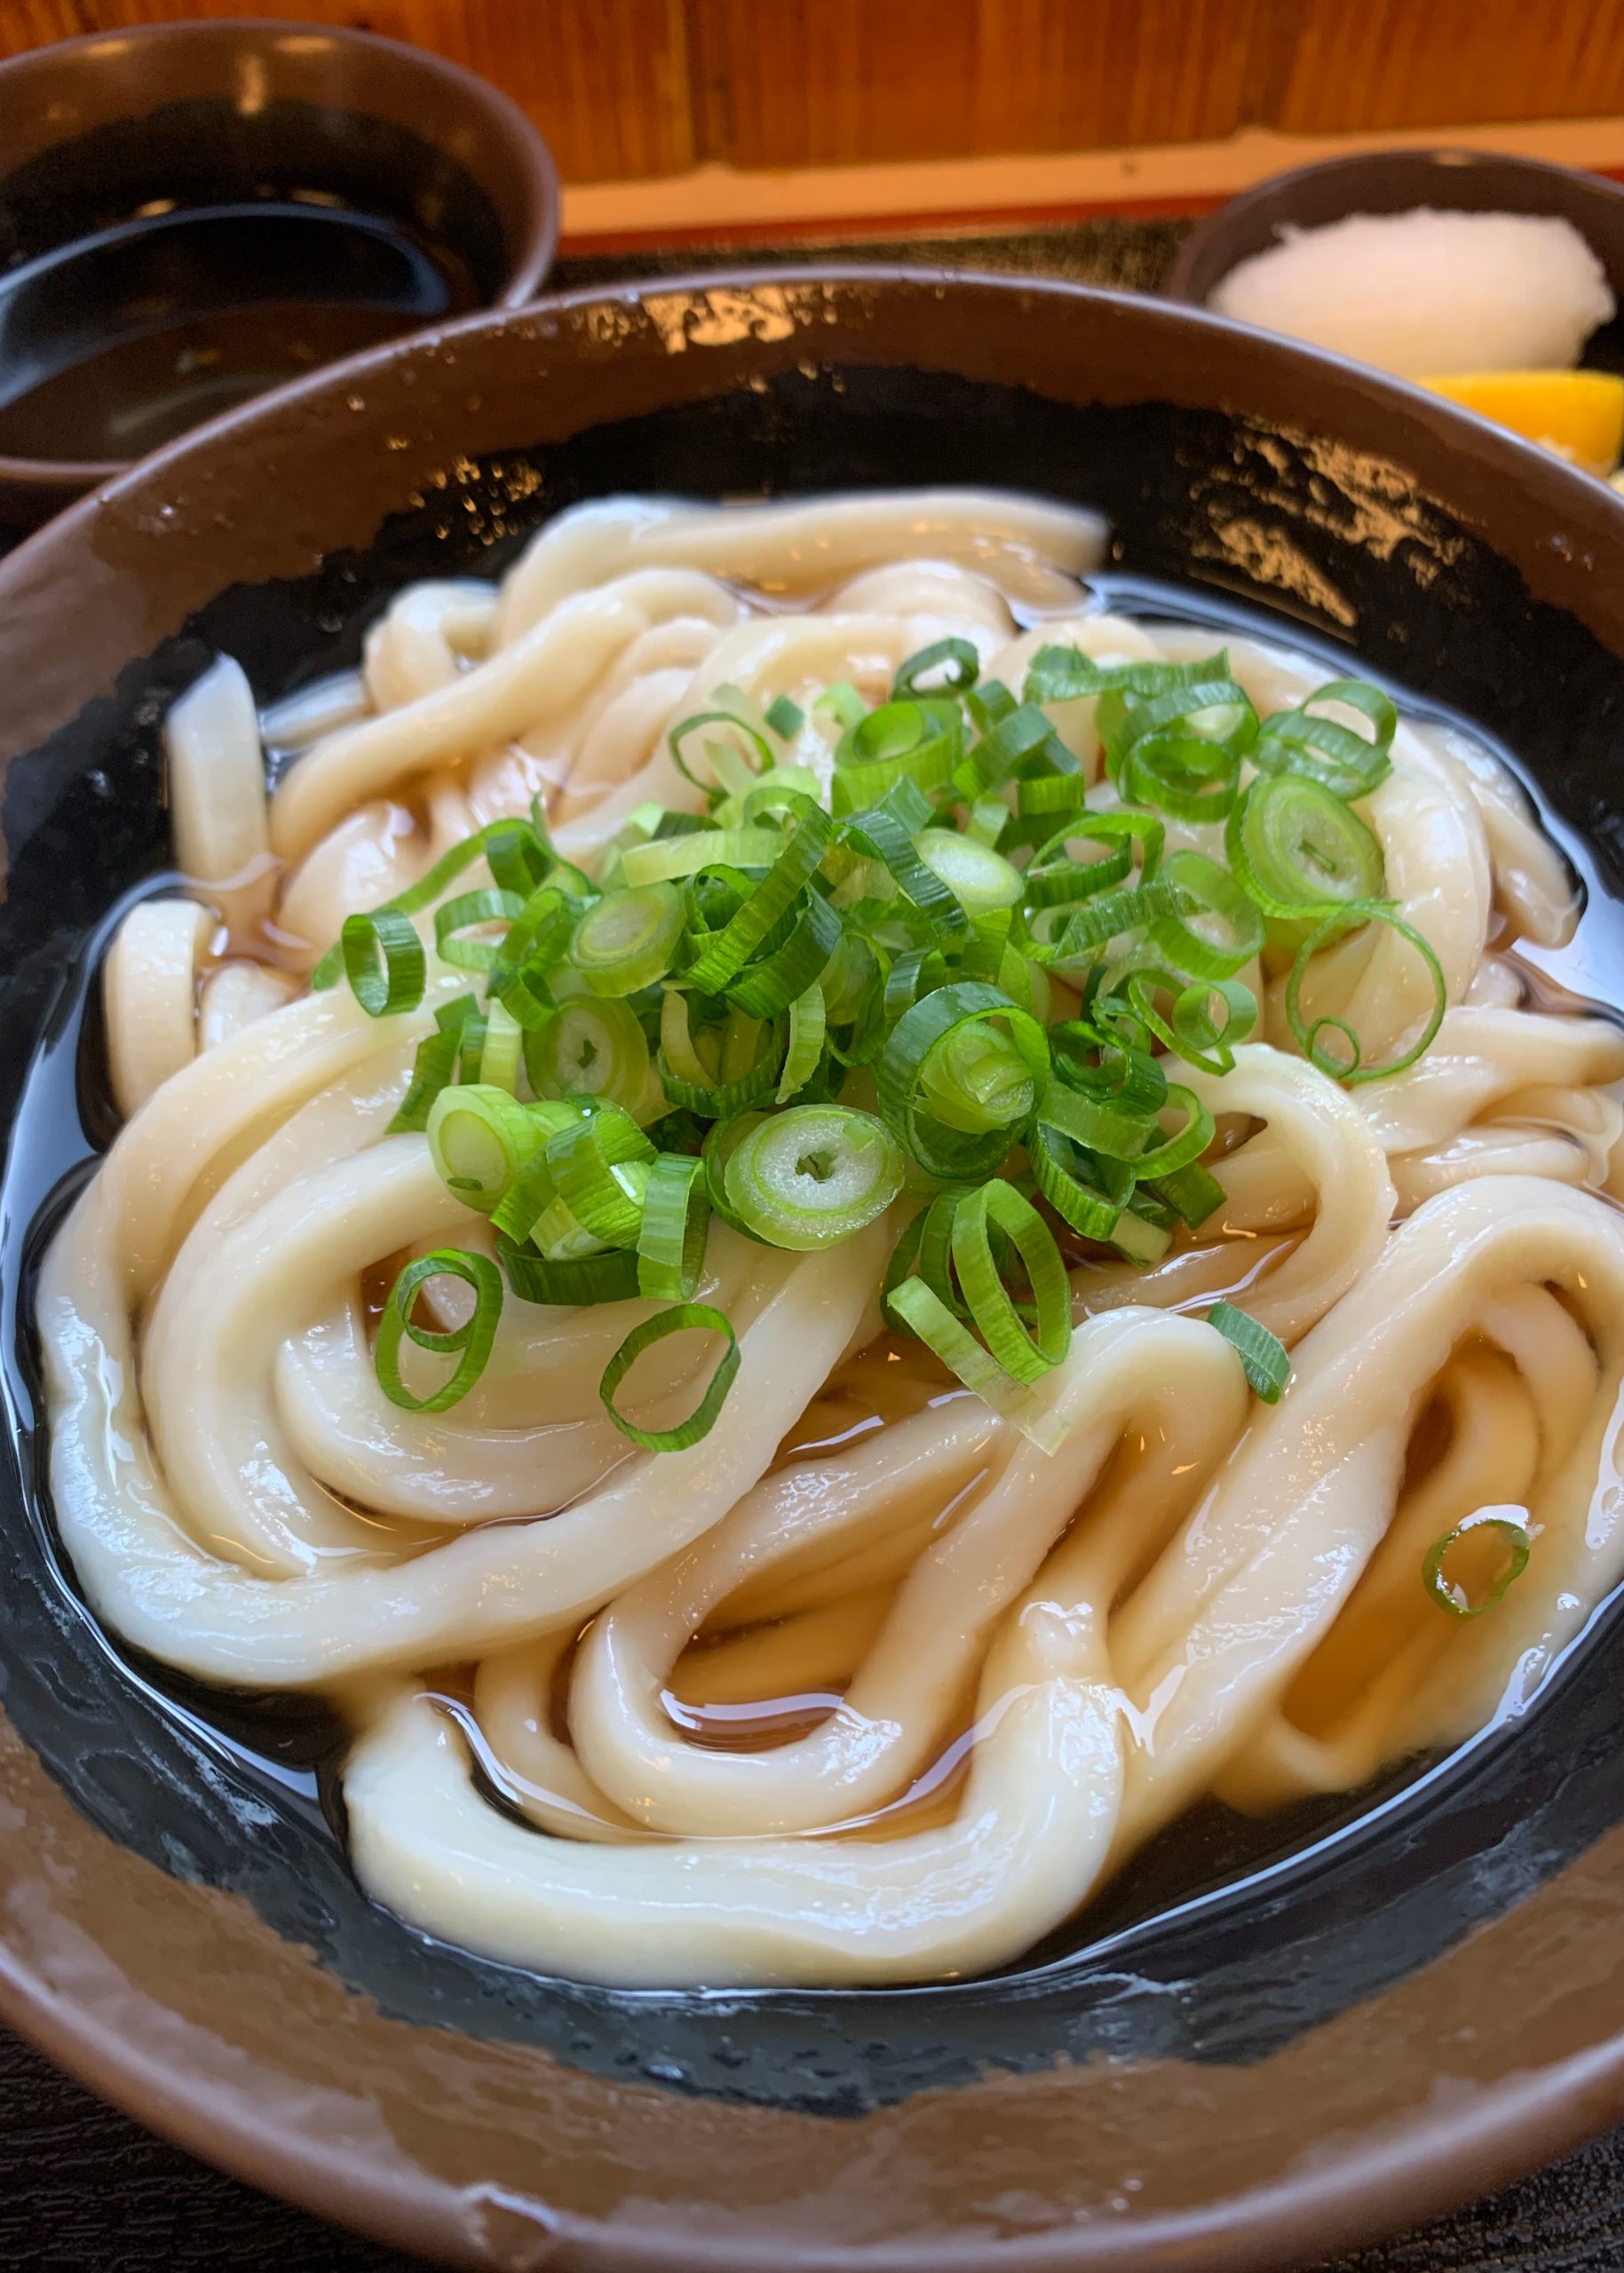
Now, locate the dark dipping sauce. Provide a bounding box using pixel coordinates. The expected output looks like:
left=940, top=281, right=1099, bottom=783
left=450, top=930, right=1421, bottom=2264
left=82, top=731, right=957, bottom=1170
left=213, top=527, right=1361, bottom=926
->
left=0, top=202, right=479, bottom=463
left=5, top=570, right=1624, bottom=2093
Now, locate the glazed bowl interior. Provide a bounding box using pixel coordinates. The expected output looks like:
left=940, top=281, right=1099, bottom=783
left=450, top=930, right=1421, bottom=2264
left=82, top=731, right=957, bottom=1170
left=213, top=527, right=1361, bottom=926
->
left=0, top=19, right=558, bottom=526
left=5, top=270, right=1624, bottom=2273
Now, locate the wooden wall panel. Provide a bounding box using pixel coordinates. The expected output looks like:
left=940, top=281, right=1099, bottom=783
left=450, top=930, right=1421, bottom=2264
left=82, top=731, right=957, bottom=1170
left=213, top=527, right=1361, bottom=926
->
left=1276, top=0, right=1624, bottom=134
left=0, top=0, right=1620, bottom=183
left=690, top=0, right=1279, bottom=170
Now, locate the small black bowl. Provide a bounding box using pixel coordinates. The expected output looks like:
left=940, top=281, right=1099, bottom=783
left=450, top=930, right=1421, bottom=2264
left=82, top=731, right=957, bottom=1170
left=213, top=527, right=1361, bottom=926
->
left=0, top=20, right=558, bottom=528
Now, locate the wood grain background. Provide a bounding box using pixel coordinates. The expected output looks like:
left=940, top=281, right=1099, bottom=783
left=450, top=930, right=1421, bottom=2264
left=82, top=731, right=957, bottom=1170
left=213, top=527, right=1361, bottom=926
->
left=2, top=3, right=1622, bottom=193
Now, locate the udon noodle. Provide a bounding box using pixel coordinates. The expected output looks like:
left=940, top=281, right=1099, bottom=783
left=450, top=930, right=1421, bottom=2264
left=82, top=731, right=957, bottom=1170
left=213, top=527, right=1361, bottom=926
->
left=36, top=491, right=1624, bottom=1988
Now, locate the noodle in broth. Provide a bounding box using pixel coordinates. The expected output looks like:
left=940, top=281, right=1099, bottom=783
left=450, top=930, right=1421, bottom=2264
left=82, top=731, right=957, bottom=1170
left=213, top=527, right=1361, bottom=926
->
left=36, top=490, right=1624, bottom=1988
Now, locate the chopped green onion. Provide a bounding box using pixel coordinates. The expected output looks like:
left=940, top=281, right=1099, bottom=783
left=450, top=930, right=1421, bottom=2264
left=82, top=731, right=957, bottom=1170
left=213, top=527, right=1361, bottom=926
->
left=311, top=816, right=551, bottom=992
left=1208, top=1301, right=1290, bottom=1401
left=568, top=883, right=685, bottom=996
left=388, top=993, right=478, bottom=1133
left=884, top=1276, right=1063, bottom=1453
left=341, top=907, right=425, bottom=1017
left=1145, top=850, right=1265, bottom=980
left=777, top=980, right=828, bottom=1101
left=1030, top=879, right=1185, bottom=966
left=723, top=1105, right=903, bottom=1249
left=486, top=883, right=572, bottom=1031
left=478, top=996, right=523, bottom=1092
left=637, top=1153, right=710, bottom=1299
left=879, top=981, right=1050, bottom=1178
left=1422, top=1509, right=1531, bottom=1619
left=839, top=799, right=968, bottom=941
left=426, top=1084, right=544, bottom=1212
left=725, top=886, right=841, bottom=1017
left=1103, top=671, right=1257, bottom=823
left=1027, top=1121, right=1131, bottom=1239
left=496, top=1229, right=640, bottom=1305
left=305, top=638, right=1454, bottom=1454
left=1149, top=1160, right=1227, bottom=1228
left=527, top=995, right=652, bottom=1113
left=832, top=699, right=962, bottom=814
left=669, top=704, right=775, bottom=798
left=892, top=636, right=979, bottom=699
left=375, top=1247, right=503, bottom=1412
left=915, top=828, right=1022, bottom=913
left=547, top=1102, right=656, bottom=1248
left=620, top=827, right=780, bottom=888
left=1024, top=810, right=1164, bottom=910
left=659, top=994, right=782, bottom=1117
left=434, top=887, right=525, bottom=973
left=600, top=1303, right=741, bottom=1451
left=1226, top=775, right=1384, bottom=928
left=965, top=677, right=1016, bottom=737
left=1253, top=679, right=1395, bottom=801
left=685, top=801, right=834, bottom=994
left=1284, top=903, right=1446, bottom=1084
left=764, top=693, right=804, bottom=741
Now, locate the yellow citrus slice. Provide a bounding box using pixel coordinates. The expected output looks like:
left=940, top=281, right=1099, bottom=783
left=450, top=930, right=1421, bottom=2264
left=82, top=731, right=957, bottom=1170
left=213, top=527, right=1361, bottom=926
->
left=1422, top=370, right=1624, bottom=477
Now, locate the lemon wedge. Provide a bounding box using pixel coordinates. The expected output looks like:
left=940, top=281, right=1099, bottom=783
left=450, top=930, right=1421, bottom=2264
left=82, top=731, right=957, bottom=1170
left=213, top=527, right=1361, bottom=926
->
left=1422, top=370, right=1624, bottom=476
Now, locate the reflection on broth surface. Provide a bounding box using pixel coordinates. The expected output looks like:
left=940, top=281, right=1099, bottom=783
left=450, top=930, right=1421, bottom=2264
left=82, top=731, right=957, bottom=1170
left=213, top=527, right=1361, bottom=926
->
left=28, top=490, right=1624, bottom=1991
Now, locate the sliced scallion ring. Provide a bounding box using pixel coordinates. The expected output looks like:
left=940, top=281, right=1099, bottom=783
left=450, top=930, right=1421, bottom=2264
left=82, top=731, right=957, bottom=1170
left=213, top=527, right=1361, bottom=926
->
left=669, top=704, right=776, bottom=798
left=434, top=886, right=526, bottom=972
left=1226, top=775, right=1384, bottom=927
left=426, top=1083, right=545, bottom=1212
left=311, top=816, right=550, bottom=991
left=527, top=994, right=653, bottom=1112
left=685, top=800, right=834, bottom=994
left=764, top=693, right=804, bottom=741
left=915, top=828, right=1023, bottom=913
left=637, top=1153, right=710, bottom=1299
left=622, top=827, right=783, bottom=887
left=495, top=1229, right=640, bottom=1305
left=832, top=699, right=963, bottom=814
left=341, top=907, right=425, bottom=1017
left=1422, top=1507, right=1531, bottom=1619
left=375, top=1247, right=503, bottom=1412
left=883, top=1276, right=1064, bottom=1453
left=388, top=993, right=478, bottom=1133
left=1253, top=678, right=1395, bottom=800
left=1145, top=849, right=1266, bottom=980
left=892, top=636, right=979, bottom=699
left=1027, top=1123, right=1132, bottom=1240
left=600, top=1303, right=741, bottom=1450
left=568, top=883, right=685, bottom=996
left=722, top=1104, right=904, bottom=1249
left=1284, top=902, right=1446, bottom=1084
left=478, top=996, right=523, bottom=1092
left=546, top=1103, right=656, bottom=1248
left=878, top=981, right=1050, bottom=1178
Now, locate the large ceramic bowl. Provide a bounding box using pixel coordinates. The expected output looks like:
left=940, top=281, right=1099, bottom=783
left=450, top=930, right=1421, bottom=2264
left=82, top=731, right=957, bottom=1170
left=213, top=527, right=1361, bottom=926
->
left=4, top=268, right=1624, bottom=2273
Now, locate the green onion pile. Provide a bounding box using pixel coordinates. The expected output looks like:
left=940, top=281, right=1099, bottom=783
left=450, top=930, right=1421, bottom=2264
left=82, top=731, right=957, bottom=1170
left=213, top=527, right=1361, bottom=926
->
left=319, top=632, right=1446, bottom=1457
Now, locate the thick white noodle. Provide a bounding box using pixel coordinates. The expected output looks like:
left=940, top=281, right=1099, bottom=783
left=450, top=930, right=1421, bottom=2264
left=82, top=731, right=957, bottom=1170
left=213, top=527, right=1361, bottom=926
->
left=45, top=490, right=1624, bottom=1990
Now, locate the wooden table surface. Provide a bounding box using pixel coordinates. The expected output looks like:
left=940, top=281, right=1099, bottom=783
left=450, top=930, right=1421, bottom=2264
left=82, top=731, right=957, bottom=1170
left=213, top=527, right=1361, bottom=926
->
left=5, top=218, right=1623, bottom=2272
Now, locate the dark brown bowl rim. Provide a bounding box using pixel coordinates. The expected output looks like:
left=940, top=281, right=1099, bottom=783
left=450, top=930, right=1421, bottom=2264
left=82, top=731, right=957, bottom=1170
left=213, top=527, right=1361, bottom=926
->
left=1163, top=142, right=1624, bottom=305
left=4, top=264, right=1624, bottom=2270
left=0, top=15, right=560, bottom=495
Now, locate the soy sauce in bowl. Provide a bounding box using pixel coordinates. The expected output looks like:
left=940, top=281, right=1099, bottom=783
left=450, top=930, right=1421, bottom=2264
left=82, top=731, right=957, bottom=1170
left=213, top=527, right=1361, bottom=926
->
left=0, top=21, right=558, bottom=527
left=0, top=202, right=480, bottom=463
